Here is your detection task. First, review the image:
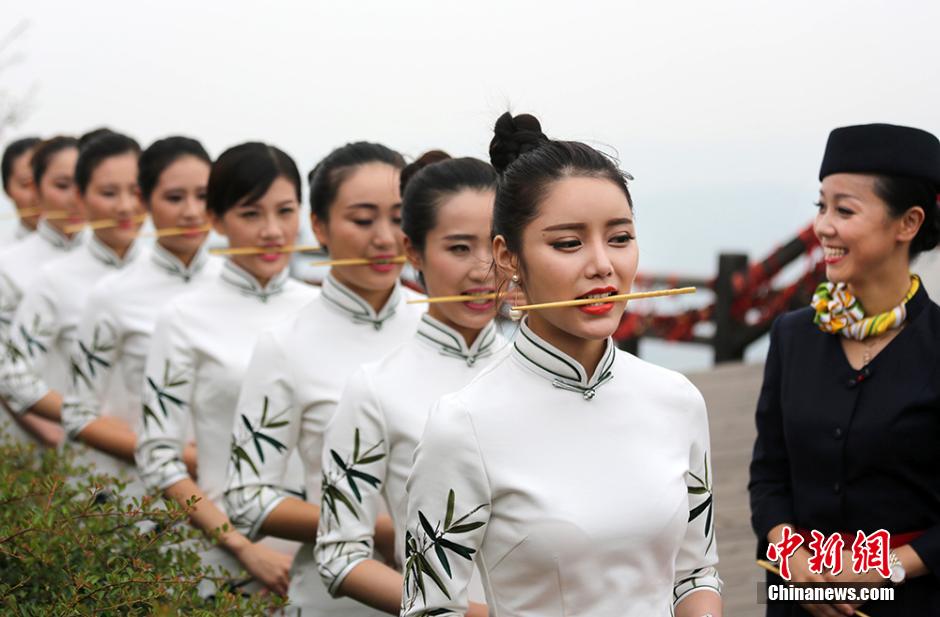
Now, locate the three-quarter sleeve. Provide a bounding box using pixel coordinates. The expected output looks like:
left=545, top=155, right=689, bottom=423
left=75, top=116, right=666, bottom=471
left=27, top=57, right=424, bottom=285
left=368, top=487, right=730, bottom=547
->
left=747, top=318, right=795, bottom=543
left=223, top=330, right=300, bottom=538
left=61, top=289, right=119, bottom=439
left=135, top=304, right=194, bottom=492
left=673, top=380, right=722, bottom=607
left=0, top=272, right=21, bottom=340
left=400, top=396, right=491, bottom=617
left=0, top=282, right=58, bottom=414
left=315, top=367, right=389, bottom=595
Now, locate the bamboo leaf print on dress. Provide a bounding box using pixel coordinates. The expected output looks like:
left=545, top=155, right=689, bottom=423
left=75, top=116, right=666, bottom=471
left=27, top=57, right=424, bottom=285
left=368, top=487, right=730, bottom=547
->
left=320, top=428, right=385, bottom=528
left=403, top=489, right=487, bottom=611
left=144, top=360, right=189, bottom=429
left=688, top=451, right=715, bottom=553
left=78, top=323, right=115, bottom=378
left=228, top=396, right=290, bottom=482
left=20, top=314, right=52, bottom=357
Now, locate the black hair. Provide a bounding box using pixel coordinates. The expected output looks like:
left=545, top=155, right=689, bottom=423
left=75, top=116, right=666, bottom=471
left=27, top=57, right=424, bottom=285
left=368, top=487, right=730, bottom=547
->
left=79, top=127, right=114, bottom=149
left=401, top=150, right=497, bottom=253
left=489, top=112, right=633, bottom=255
left=138, top=136, right=211, bottom=202
left=207, top=142, right=301, bottom=218
left=74, top=132, right=141, bottom=194
left=307, top=141, right=405, bottom=221
left=873, top=175, right=940, bottom=258
left=30, top=136, right=80, bottom=188
left=2, top=137, right=41, bottom=191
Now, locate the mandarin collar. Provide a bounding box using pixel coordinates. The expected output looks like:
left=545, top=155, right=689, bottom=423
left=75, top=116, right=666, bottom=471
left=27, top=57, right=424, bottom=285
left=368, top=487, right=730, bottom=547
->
left=415, top=313, right=499, bottom=367
left=220, top=258, right=288, bottom=302
left=321, top=272, right=401, bottom=330
left=87, top=233, right=139, bottom=268
left=512, top=318, right=615, bottom=401
left=14, top=221, right=32, bottom=240
left=37, top=219, right=83, bottom=251
left=151, top=242, right=209, bottom=282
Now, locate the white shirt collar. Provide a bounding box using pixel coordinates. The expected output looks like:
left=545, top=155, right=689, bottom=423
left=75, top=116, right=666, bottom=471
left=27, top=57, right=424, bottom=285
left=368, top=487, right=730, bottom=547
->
left=512, top=317, right=615, bottom=400
left=37, top=219, right=83, bottom=250
left=415, top=313, right=499, bottom=367
left=321, top=272, right=401, bottom=330
left=14, top=221, right=32, bottom=240
left=151, top=242, right=209, bottom=282
left=87, top=233, right=139, bottom=268
left=220, top=258, right=288, bottom=302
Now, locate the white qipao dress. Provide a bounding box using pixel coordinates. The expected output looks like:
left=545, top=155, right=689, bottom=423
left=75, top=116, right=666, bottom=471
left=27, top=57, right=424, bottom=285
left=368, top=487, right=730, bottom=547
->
left=401, top=319, right=722, bottom=617
left=61, top=244, right=221, bottom=487
left=0, top=221, right=83, bottom=443
left=223, top=273, right=423, bottom=615
left=0, top=236, right=138, bottom=458
left=315, top=314, right=505, bottom=601
left=135, top=260, right=317, bottom=575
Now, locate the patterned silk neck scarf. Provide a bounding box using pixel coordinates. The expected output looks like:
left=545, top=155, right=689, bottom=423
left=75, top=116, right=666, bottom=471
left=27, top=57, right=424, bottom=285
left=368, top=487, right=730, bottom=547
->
left=812, top=274, right=920, bottom=340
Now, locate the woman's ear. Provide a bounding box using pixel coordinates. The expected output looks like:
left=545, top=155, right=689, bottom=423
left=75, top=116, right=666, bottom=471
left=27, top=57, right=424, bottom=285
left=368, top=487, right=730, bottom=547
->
left=312, top=213, right=329, bottom=253
left=404, top=235, right=422, bottom=272
left=209, top=210, right=226, bottom=237
left=896, top=205, right=926, bottom=243
left=492, top=234, right=518, bottom=280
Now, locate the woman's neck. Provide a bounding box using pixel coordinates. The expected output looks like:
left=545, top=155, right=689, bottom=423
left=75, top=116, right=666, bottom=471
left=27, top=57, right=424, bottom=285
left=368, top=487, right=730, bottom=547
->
left=526, top=313, right=607, bottom=378
left=427, top=304, right=483, bottom=347
left=157, top=239, right=199, bottom=267
left=846, top=254, right=912, bottom=315
left=45, top=218, right=78, bottom=240
left=332, top=269, right=394, bottom=313
left=95, top=232, right=133, bottom=259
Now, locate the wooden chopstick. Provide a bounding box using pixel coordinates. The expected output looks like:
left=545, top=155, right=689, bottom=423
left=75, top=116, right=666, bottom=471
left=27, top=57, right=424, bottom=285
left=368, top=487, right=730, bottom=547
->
left=309, top=255, right=407, bottom=267
left=64, top=214, right=148, bottom=233
left=407, top=292, right=500, bottom=305
left=0, top=207, right=42, bottom=219
left=210, top=244, right=323, bottom=256
left=138, top=224, right=212, bottom=238
left=511, top=286, right=696, bottom=311
left=40, top=210, right=73, bottom=220
left=756, top=560, right=872, bottom=617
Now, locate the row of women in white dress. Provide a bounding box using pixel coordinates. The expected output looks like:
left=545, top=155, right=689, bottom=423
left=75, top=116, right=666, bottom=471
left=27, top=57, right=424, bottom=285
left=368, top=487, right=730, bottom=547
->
left=0, top=115, right=722, bottom=616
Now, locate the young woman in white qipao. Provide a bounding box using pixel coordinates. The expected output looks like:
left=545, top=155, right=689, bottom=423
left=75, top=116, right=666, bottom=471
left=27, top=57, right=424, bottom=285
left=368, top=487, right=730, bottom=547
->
left=134, top=142, right=318, bottom=596
left=221, top=142, right=423, bottom=614
left=1, top=136, right=41, bottom=242
left=0, top=136, right=84, bottom=446
left=400, top=113, right=723, bottom=617
left=314, top=151, right=504, bottom=615
left=61, top=136, right=221, bottom=492
left=0, top=133, right=145, bottom=449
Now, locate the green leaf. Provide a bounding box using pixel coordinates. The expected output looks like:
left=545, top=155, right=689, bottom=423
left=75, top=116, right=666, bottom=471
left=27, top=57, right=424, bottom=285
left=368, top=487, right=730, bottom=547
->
left=346, top=475, right=362, bottom=502
left=688, top=486, right=709, bottom=495
left=356, top=453, right=385, bottom=465
left=330, top=450, right=348, bottom=471
left=417, top=554, right=451, bottom=599
left=353, top=428, right=361, bottom=461
left=348, top=469, right=381, bottom=488
left=264, top=420, right=289, bottom=429
left=418, top=511, right=437, bottom=539
left=444, top=489, right=455, bottom=529
left=434, top=543, right=451, bottom=578
left=255, top=433, right=287, bottom=452
left=142, top=405, right=163, bottom=431
left=326, top=485, right=358, bottom=520
left=232, top=445, right=259, bottom=477
left=446, top=521, right=485, bottom=534
left=689, top=495, right=712, bottom=523
left=438, top=537, right=475, bottom=561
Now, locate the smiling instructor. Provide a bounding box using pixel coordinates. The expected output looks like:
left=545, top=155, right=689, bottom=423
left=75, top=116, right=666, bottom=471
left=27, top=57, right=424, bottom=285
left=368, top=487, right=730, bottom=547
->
left=749, top=123, right=940, bottom=616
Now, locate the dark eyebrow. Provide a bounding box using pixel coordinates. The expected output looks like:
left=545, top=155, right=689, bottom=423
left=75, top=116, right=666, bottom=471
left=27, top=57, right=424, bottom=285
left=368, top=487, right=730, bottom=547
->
left=236, top=199, right=296, bottom=209
left=346, top=203, right=378, bottom=212
left=443, top=233, right=478, bottom=241
left=541, top=217, right=633, bottom=232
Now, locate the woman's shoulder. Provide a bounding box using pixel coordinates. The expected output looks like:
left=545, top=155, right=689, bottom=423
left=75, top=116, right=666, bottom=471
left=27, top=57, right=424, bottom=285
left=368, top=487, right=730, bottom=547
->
left=615, top=350, right=705, bottom=411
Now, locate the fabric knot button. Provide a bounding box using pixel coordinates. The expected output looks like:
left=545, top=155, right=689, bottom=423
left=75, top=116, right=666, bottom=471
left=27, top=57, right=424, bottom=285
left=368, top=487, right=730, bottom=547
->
left=373, top=322, right=382, bottom=331
left=583, top=389, right=596, bottom=401
left=833, top=482, right=841, bottom=494
left=833, top=427, right=843, bottom=439
left=466, top=356, right=476, bottom=367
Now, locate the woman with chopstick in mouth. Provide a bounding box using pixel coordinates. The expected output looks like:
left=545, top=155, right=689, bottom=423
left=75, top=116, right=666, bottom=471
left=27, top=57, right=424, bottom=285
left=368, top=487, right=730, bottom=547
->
left=314, top=151, right=504, bottom=615
left=61, top=136, right=220, bottom=496
left=0, top=132, right=145, bottom=443
left=0, top=136, right=84, bottom=446
left=221, top=141, right=423, bottom=615
left=134, top=141, right=318, bottom=597
left=2, top=136, right=41, bottom=241
left=400, top=113, right=723, bottom=617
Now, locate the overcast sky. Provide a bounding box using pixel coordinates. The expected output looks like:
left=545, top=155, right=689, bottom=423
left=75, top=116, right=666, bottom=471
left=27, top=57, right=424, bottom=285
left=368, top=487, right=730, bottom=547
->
left=2, top=0, right=938, bottom=368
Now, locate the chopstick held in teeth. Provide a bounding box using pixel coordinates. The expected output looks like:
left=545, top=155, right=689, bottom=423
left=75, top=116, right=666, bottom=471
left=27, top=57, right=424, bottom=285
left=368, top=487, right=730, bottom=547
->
left=0, top=207, right=42, bottom=219
left=511, top=286, right=696, bottom=311
left=407, top=292, right=501, bottom=305
left=309, top=255, right=408, bottom=267
left=210, top=244, right=323, bottom=256
left=64, top=214, right=149, bottom=233
left=138, top=224, right=212, bottom=238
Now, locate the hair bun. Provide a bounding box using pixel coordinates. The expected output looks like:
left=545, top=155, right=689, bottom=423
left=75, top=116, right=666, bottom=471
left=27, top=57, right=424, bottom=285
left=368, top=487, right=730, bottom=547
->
left=400, top=149, right=451, bottom=194
left=489, top=112, right=548, bottom=173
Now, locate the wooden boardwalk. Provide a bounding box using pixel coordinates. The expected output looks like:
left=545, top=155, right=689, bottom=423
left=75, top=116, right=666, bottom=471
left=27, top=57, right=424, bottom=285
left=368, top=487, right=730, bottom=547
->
left=686, top=361, right=765, bottom=616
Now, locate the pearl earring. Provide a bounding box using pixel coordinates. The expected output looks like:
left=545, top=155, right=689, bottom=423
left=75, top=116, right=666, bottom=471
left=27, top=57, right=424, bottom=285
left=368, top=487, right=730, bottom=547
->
left=511, top=274, right=520, bottom=283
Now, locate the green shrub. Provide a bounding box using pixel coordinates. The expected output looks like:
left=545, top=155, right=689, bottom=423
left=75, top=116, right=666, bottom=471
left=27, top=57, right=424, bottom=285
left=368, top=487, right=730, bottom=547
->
left=0, top=436, right=286, bottom=616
